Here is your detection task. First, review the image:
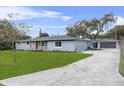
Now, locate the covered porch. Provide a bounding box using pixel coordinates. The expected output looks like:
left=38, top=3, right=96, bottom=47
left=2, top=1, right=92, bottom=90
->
left=29, top=41, right=48, bottom=51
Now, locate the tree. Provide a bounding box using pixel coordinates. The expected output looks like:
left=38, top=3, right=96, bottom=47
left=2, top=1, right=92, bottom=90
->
left=21, top=35, right=31, bottom=40
left=17, top=23, right=32, bottom=40
left=0, top=19, right=17, bottom=50
left=39, top=29, right=49, bottom=37
left=106, top=25, right=124, bottom=40
left=66, top=20, right=87, bottom=38
left=66, top=13, right=116, bottom=41
left=0, top=25, right=12, bottom=50
left=0, top=13, right=32, bottom=63
left=0, top=42, right=11, bottom=50
left=0, top=20, right=31, bottom=47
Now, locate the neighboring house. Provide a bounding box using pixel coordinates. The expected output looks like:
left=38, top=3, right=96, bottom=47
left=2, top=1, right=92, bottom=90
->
left=94, top=39, right=119, bottom=48
left=16, top=35, right=93, bottom=52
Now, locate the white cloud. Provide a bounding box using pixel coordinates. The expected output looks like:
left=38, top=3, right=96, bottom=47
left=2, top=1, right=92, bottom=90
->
left=116, top=16, right=124, bottom=25
left=0, top=7, right=41, bottom=20
left=41, top=10, right=62, bottom=17
left=61, top=16, right=72, bottom=20
left=0, top=6, right=72, bottom=20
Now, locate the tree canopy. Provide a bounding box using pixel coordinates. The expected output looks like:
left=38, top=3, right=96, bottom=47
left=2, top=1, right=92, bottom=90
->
left=0, top=14, right=32, bottom=50
left=0, top=13, right=32, bottom=63
left=39, top=29, right=49, bottom=37
left=106, top=25, right=124, bottom=40
left=66, top=13, right=116, bottom=41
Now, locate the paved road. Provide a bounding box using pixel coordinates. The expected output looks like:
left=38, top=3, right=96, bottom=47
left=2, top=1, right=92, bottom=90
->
left=0, top=48, right=124, bottom=86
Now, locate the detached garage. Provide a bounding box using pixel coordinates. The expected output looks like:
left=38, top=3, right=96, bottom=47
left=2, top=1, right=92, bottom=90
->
left=94, top=39, right=118, bottom=48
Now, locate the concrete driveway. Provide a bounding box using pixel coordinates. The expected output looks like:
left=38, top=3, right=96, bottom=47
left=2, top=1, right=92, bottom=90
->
left=0, top=48, right=124, bottom=86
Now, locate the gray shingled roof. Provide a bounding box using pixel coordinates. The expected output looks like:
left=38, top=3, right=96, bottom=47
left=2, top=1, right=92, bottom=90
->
left=95, top=39, right=118, bottom=42
left=16, top=35, right=85, bottom=42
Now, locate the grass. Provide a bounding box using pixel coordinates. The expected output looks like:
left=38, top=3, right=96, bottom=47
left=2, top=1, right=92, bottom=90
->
left=89, top=48, right=102, bottom=50
left=0, top=50, right=91, bottom=80
left=119, top=58, right=124, bottom=77
left=119, top=39, right=124, bottom=77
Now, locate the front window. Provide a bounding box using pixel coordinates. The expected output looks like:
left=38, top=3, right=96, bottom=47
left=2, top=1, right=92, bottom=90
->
left=42, top=42, right=45, bottom=46
left=27, top=42, right=29, bottom=45
left=55, top=41, right=62, bottom=47
left=18, top=42, right=20, bottom=45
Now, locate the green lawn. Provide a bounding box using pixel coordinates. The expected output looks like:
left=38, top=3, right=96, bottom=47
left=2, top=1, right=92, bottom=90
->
left=0, top=50, right=91, bottom=80
left=119, top=40, right=124, bottom=77
left=119, top=58, right=124, bottom=77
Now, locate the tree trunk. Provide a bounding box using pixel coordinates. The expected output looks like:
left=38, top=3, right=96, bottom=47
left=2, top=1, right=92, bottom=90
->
left=93, top=31, right=100, bottom=41
left=12, top=41, right=16, bottom=63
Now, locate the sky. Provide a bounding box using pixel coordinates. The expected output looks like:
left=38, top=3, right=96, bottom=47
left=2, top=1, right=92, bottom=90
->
left=0, top=6, right=124, bottom=38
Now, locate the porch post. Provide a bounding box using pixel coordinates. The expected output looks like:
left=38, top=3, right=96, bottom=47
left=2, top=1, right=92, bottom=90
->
left=98, top=42, right=100, bottom=48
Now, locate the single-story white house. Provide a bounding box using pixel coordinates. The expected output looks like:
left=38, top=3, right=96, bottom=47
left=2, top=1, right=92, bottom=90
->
left=94, top=39, right=119, bottom=48
left=16, top=35, right=93, bottom=52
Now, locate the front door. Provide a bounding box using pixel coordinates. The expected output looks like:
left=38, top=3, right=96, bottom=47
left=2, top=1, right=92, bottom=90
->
left=42, top=41, right=47, bottom=50
left=94, top=42, right=98, bottom=48
left=36, top=41, right=39, bottom=50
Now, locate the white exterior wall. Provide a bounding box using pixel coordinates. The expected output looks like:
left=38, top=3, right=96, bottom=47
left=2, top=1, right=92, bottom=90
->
left=16, top=40, right=92, bottom=52
left=30, top=42, right=36, bottom=50
left=47, top=41, right=75, bottom=51
left=75, top=41, right=88, bottom=52
left=16, top=41, right=44, bottom=50
left=16, top=42, right=30, bottom=50
left=116, top=42, right=119, bottom=48
left=87, top=41, right=93, bottom=48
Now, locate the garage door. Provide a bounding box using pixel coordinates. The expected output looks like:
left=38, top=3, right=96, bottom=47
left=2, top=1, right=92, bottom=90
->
left=100, top=42, right=116, bottom=48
